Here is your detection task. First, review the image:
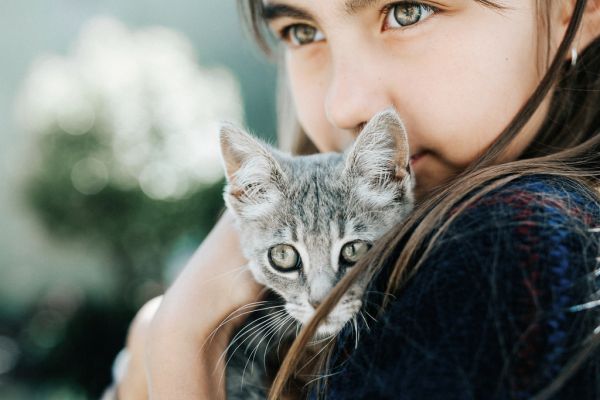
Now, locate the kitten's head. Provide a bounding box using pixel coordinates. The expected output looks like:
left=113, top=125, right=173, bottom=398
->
left=219, top=109, right=414, bottom=337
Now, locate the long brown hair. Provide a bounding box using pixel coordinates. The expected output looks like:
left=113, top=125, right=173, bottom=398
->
left=238, top=1, right=600, bottom=398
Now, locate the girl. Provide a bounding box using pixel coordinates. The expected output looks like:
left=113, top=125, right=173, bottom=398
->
left=114, top=0, right=600, bottom=399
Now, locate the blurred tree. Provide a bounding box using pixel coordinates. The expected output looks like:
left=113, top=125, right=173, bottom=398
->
left=7, top=16, right=245, bottom=397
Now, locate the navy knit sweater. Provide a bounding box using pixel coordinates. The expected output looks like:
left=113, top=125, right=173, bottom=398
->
left=319, top=175, right=600, bottom=400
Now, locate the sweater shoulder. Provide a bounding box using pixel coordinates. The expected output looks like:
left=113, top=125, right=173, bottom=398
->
left=454, top=174, right=599, bottom=226
left=323, top=175, right=600, bottom=400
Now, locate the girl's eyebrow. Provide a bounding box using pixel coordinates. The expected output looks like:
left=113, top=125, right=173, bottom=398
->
left=262, top=0, right=384, bottom=22
left=344, top=0, right=383, bottom=14
left=262, top=2, right=315, bottom=22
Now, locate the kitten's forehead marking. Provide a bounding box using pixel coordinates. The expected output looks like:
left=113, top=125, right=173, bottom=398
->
left=311, top=175, right=320, bottom=232
left=302, top=229, right=332, bottom=275
left=330, top=220, right=343, bottom=273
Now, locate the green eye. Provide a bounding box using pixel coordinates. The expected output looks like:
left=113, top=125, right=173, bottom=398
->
left=284, top=24, right=325, bottom=46
left=268, top=244, right=301, bottom=272
left=291, top=25, right=316, bottom=45
left=394, top=4, right=421, bottom=26
left=340, top=241, right=371, bottom=265
left=386, top=3, right=436, bottom=28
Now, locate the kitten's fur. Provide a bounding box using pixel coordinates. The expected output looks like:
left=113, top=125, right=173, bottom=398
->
left=221, top=108, right=414, bottom=398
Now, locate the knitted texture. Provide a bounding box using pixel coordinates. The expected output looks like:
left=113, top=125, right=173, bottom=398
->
left=320, top=175, right=600, bottom=400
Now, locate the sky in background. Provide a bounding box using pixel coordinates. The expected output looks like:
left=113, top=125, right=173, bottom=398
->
left=0, top=0, right=277, bottom=312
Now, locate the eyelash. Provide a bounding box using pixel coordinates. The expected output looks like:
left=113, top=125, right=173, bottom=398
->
left=381, top=1, right=438, bottom=31
left=277, top=1, right=438, bottom=48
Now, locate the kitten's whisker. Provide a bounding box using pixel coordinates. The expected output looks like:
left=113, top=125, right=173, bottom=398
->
left=265, top=316, right=295, bottom=367
left=227, top=309, right=287, bottom=353
left=353, top=316, right=359, bottom=349
left=365, top=290, right=396, bottom=300
left=308, top=328, right=338, bottom=345
left=203, top=301, right=283, bottom=348
left=258, top=313, right=288, bottom=355
left=359, top=310, right=371, bottom=331
left=298, top=334, right=337, bottom=378
left=220, top=312, right=286, bottom=387
left=219, top=310, right=288, bottom=371
left=212, top=300, right=271, bottom=327
left=359, top=305, right=378, bottom=322
left=211, top=300, right=272, bottom=333
left=264, top=315, right=295, bottom=361
left=242, top=314, right=292, bottom=387
left=246, top=313, right=286, bottom=367
left=304, top=366, right=344, bottom=387
left=199, top=264, right=248, bottom=286
left=248, top=315, right=291, bottom=378
left=365, top=310, right=377, bottom=321
left=276, top=319, right=298, bottom=362
left=221, top=303, right=284, bottom=328
left=230, top=262, right=254, bottom=285
left=279, top=318, right=298, bottom=349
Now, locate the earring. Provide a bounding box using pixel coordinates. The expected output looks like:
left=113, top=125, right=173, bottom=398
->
left=571, top=47, right=578, bottom=67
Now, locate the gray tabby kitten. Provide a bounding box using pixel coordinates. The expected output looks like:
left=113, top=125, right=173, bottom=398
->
left=221, top=108, right=415, bottom=399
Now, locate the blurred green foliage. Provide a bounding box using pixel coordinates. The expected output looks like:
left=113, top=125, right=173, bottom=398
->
left=3, top=117, right=227, bottom=399
left=27, top=127, right=226, bottom=283
left=0, top=2, right=277, bottom=397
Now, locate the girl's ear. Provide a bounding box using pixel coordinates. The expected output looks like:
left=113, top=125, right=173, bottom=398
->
left=560, top=0, right=600, bottom=60
left=582, top=0, right=600, bottom=46
left=344, top=107, right=410, bottom=182
left=219, top=123, right=285, bottom=220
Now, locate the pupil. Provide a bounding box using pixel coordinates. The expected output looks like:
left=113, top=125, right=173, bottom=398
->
left=294, top=25, right=315, bottom=44
left=394, top=4, right=421, bottom=26
left=344, top=244, right=357, bottom=261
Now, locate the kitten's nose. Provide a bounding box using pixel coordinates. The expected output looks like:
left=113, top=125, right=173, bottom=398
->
left=309, top=275, right=333, bottom=309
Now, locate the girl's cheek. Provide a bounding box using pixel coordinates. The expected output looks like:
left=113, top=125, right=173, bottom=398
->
left=394, top=9, right=541, bottom=168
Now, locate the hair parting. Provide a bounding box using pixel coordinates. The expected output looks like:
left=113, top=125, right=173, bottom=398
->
left=237, top=0, right=600, bottom=399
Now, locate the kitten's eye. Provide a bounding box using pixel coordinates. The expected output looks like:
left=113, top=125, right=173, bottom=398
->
left=384, top=2, right=436, bottom=29
left=282, top=24, right=325, bottom=46
left=268, top=244, right=301, bottom=272
left=340, top=241, right=371, bottom=265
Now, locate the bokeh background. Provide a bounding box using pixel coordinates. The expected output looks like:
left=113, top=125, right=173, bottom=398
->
left=0, top=1, right=277, bottom=398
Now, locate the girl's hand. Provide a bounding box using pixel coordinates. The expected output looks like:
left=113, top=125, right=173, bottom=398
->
left=117, top=210, right=264, bottom=399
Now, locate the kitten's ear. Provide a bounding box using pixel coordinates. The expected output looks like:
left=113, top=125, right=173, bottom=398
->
left=344, top=108, right=412, bottom=205
left=219, top=123, right=285, bottom=220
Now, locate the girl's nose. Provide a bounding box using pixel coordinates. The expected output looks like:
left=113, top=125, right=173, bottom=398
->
left=325, top=52, right=392, bottom=133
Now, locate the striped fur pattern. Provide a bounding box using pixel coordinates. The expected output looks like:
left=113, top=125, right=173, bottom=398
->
left=220, top=109, right=415, bottom=398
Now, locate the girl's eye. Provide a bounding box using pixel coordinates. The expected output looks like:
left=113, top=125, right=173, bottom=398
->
left=282, top=24, right=325, bottom=47
left=384, top=2, right=436, bottom=29
left=340, top=241, right=371, bottom=265
left=268, top=244, right=301, bottom=272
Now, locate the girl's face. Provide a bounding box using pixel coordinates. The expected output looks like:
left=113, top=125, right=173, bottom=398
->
left=264, top=0, right=562, bottom=197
